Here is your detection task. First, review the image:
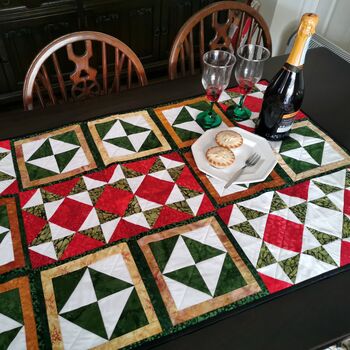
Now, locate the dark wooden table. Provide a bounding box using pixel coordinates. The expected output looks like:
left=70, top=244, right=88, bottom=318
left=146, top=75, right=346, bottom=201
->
left=1, top=47, right=349, bottom=350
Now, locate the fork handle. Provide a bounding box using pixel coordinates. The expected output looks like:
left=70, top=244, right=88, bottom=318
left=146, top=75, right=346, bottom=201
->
left=224, top=166, right=246, bottom=189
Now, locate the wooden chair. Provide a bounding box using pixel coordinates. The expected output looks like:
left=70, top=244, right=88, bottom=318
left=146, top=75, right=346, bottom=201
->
left=23, top=31, right=148, bottom=111
left=168, top=1, right=272, bottom=80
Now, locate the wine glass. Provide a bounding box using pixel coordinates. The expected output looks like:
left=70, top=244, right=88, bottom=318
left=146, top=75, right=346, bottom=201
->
left=228, top=44, right=270, bottom=121
left=196, top=50, right=236, bottom=130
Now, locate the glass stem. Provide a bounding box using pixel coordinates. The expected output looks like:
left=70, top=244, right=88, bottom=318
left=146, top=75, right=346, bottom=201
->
left=238, top=93, right=246, bottom=109
left=208, top=102, right=214, bottom=116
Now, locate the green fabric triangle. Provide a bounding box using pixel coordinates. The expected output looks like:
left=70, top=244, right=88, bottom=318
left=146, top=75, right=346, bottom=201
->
left=79, top=225, right=105, bottom=242
left=226, top=91, right=241, bottom=99
left=30, top=223, right=52, bottom=246
left=289, top=203, right=307, bottom=224
left=311, top=196, right=340, bottom=211
left=281, top=155, right=318, bottom=174
left=182, top=236, right=224, bottom=263
left=110, top=289, right=148, bottom=339
left=214, top=254, right=246, bottom=297
left=0, top=231, right=9, bottom=245
left=279, top=138, right=301, bottom=153
left=230, top=221, right=259, bottom=238
left=53, top=234, right=74, bottom=259
left=173, top=107, right=194, bottom=125
left=69, top=178, right=87, bottom=195
left=307, top=227, right=338, bottom=245
left=148, top=158, right=166, bottom=173
left=0, top=327, right=22, bottom=348
left=41, top=189, right=64, bottom=203
left=124, top=196, right=142, bottom=216
left=55, top=148, right=79, bottom=173
left=89, top=186, right=105, bottom=206
left=121, top=165, right=143, bottom=178
left=0, top=171, right=14, bottom=181
left=61, top=302, right=107, bottom=339
left=278, top=254, right=300, bottom=283
left=96, top=120, right=115, bottom=139
left=313, top=181, right=342, bottom=195
left=270, top=192, right=288, bottom=212
left=346, top=170, right=350, bottom=188
left=23, top=204, right=47, bottom=220
left=120, top=119, right=149, bottom=135
left=110, top=179, right=132, bottom=192
left=138, top=131, right=162, bottom=152
left=0, top=205, right=9, bottom=229
left=28, top=139, right=53, bottom=161
left=237, top=205, right=265, bottom=220
left=89, top=268, right=133, bottom=300
left=0, top=152, right=8, bottom=161
left=26, top=163, right=57, bottom=181
left=106, top=136, right=135, bottom=152
left=303, top=246, right=337, bottom=266
left=343, top=215, right=350, bottom=239
left=188, top=101, right=209, bottom=111
left=143, top=207, right=162, bottom=227
left=164, top=265, right=211, bottom=295
left=178, top=185, right=202, bottom=199
left=95, top=208, right=119, bottom=224
left=304, top=142, right=325, bottom=165
left=256, top=242, right=276, bottom=268
left=167, top=200, right=193, bottom=215
left=291, top=126, right=323, bottom=139
left=173, top=126, right=202, bottom=142
left=0, top=289, right=23, bottom=323
left=53, top=267, right=87, bottom=312
left=51, top=131, right=80, bottom=146
left=167, top=165, right=185, bottom=182
left=149, top=235, right=179, bottom=272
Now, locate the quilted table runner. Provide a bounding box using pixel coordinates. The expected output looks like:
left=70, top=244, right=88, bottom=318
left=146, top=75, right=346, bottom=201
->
left=1, top=82, right=350, bottom=349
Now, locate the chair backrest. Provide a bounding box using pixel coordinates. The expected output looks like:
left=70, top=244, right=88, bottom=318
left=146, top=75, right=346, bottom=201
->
left=23, top=31, right=148, bottom=111
left=168, top=1, right=272, bottom=80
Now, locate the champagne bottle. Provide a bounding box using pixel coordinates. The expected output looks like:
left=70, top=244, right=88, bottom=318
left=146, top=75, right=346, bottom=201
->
left=256, top=13, right=319, bottom=140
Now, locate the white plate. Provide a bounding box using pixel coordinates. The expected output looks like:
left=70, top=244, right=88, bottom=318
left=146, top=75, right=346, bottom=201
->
left=191, top=127, right=277, bottom=185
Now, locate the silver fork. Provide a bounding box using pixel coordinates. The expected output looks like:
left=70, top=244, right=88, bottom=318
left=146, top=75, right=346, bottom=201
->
left=224, top=153, right=261, bottom=189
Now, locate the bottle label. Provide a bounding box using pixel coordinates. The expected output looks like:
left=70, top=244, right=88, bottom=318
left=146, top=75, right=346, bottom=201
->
left=276, top=111, right=299, bottom=133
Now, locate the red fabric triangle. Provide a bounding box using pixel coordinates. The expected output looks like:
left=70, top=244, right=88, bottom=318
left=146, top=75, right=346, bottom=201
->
left=258, top=272, right=292, bottom=293
left=44, top=178, right=81, bottom=197
left=1, top=180, right=18, bottom=195
left=19, top=189, right=37, bottom=207
left=218, top=205, right=234, bottom=225
left=29, top=249, right=56, bottom=268
left=22, top=211, right=47, bottom=243
left=86, top=167, right=111, bottom=182
left=0, top=140, right=11, bottom=150
left=110, top=219, right=146, bottom=242
left=340, top=240, right=350, bottom=266
left=243, top=95, right=263, bottom=113
left=344, top=189, right=350, bottom=216
left=197, top=195, right=214, bottom=215
left=161, top=152, right=183, bottom=162
left=176, top=167, right=202, bottom=191
left=278, top=180, right=310, bottom=200
left=153, top=206, right=193, bottom=229
left=124, top=157, right=156, bottom=175
left=60, top=233, right=104, bottom=260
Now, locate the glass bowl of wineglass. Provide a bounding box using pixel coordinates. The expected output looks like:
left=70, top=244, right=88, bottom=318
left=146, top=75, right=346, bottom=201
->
left=227, top=44, right=270, bottom=121
left=196, top=50, right=236, bottom=130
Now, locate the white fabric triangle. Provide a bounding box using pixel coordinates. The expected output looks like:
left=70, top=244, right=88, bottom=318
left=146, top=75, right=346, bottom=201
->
left=173, top=121, right=204, bottom=134
left=83, top=176, right=106, bottom=190
left=315, top=169, right=346, bottom=188
left=305, top=203, right=343, bottom=238
left=163, top=236, right=195, bottom=274
left=265, top=242, right=299, bottom=262
left=123, top=212, right=150, bottom=229
left=49, top=138, right=79, bottom=155
left=255, top=83, right=267, bottom=92
left=23, top=189, right=43, bottom=209
left=68, top=191, right=93, bottom=206
left=125, top=114, right=151, bottom=129
left=7, top=326, right=26, bottom=350
left=27, top=155, right=60, bottom=173
left=62, top=148, right=89, bottom=173
left=185, top=106, right=201, bottom=119
left=0, top=313, right=22, bottom=333
left=183, top=225, right=226, bottom=252
left=269, top=140, right=282, bottom=153
left=282, top=147, right=319, bottom=165
left=89, top=253, right=133, bottom=284
left=45, top=198, right=65, bottom=220
left=0, top=180, right=15, bottom=194
left=103, top=120, right=127, bottom=140
left=59, top=315, right=106, bottom=350
left=49, top=222, right=74, bottom=240
left=101, top=218, right=120, bottom=243
left=78, top=208, right=100, bottom=231
left=217, top=90, right=231, bottom=102
left=162, top=106, right=183, bottom=125
left=249, top=214, right=269, bottom=239
left=60, top=269, right=97, bottom=314
left=186, top=194, right=204, bottom=216
left=271, top=208, right=302, bottom=224
left=126, top=176, right=145, bottom=194
left=163, top=275, right=211, bottom=310
left=22, top=138, right=47, bottom=162
left=108, top=166, right=125, bottom=184
left=323, top=239, right=341, bottom=266
left=289, top=133, right=323, bottom=147
left=295, top=254, right=336, bottom=284
left=196, top=253, right=226, bottom=295
left=103, top=141, right=134, bottom=158
left=0, top=147, right=9, bottom=153
left=149, top=170, right=174, bottom=183
left=230, top=230, right=262, bottom=267
left=277, top=192, right=306, bottom=207
left=0, top=225, right=8, bottom=234
left=307, top=181, right=326, bottom=201
left=227, top=206, right=247, bottom=226
left=159, top=156, right=184, bottom=169
left=208, top=176, right=246, bottom=196
left=165, top=185, right=185, bottom=204
left=0, top=153, right=16, bottom=177
left=321, top=142, right=344, bottom=166
left=238, top=191, right=274, bottom=214
left=258, top=262, right=293, bottom=284
left=301, top=227, right=322, bottom=252
left=128, top=131, right=151, bottom=152
left=29, top=242, right=57, bottom=260
left=327, top=190, right=344, bottom=212
left=136, top=195, right=161, bottom=211
left=98, top=286, right=134, bottom=339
